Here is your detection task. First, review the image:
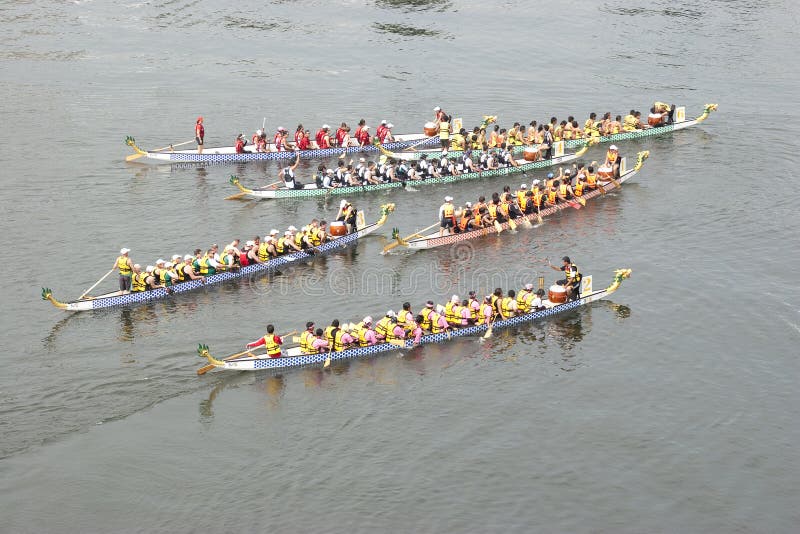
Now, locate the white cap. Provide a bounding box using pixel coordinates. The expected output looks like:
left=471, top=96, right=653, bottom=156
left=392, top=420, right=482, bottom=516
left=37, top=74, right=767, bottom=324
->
left=363, top=125, right=370, bottom=129
left=609, top=144, right=618, bottom=150
left=171, top=254, right=181, bottom=260
left=270, top=229, right=279, bottom=235
left=184, top=254, right=192, bottom=260
left=287, top=225, right=298, bottom=231
left=381, top=119, right=387, bottom=125
left=165, top=261, right=173, bottom=268
left=520, top=183, right=527, bottom=189
left=451, top=294, right=459, bottom=302
left=387, top=123, right=393, bottom=128
left=532, top=179, right=541, bottom=186
left=340, top=199, right=349, bottom=209
left=434, top=106, right=441, bottom=111
left=444, top=196, right=453, bottom=202
left=363, top=316, right=373, bottom=325
left=322, top=124, right=330, bottom=129
left=120, top=248, right=130, bottom=254
left=133, top=263, right=141, bottom=269
left=436, top=304, right=445, bottom=313
left=277, top=126, right=285, bottom=132
left=386, top=310, right=395, bottom=317
left=465, top=201, right=472, bottom=207
left=564, top=169, right=572, bottom=175
left=265, top=235, right=274, bottom=242
left=359, top=157, right=365, bottom=163
left=257, top=129, right=263, bottom=136
left=285, top=231, right=292, bottom=236
left=326, top=168, right=334, bottom=174
left=146, top=265, right=154, bottom=272
left=525, top=283, right=534, bottom=290
left=156, top=258, right=165, bottom=264
left=245, top=240, right=254, bottom=247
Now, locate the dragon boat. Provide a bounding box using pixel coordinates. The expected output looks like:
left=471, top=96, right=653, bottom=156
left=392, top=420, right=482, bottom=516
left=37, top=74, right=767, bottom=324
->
left=42, top=204, right=395, bottom=312
left=226, top=138, right=595, bottom=201
left=195, top=268, right=632, bottom=373
left=380, top=103, right=717, bottom=162
left=124, top=133, right=438, bottom=165
left=386, top=151, right=649, bottom=252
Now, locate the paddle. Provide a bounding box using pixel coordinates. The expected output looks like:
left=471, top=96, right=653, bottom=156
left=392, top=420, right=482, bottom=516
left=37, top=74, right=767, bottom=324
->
left=78, top=268, right=115, bottom=300
left=197, top=329, right=298, bottom=375
left=508, top=217, right=517, bottom=231
left=382, top=222, right=441, bottom=253
left=519, top=216, right=533, bottom=229
left=126, top=139, right=194, bottom=162
left=493, top=220, right=503, bottom=234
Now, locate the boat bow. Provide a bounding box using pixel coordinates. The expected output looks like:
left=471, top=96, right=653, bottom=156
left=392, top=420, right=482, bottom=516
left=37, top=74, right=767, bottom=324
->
left=695, top=103, right=719, bottom=123
left=41, top=288, right=69, bottom=310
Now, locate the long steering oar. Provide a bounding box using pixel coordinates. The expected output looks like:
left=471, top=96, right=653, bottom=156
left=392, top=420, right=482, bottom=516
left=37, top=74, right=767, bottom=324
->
left=197, top=330, right=298, bottom=375
left=382, top=222, right=440, bottom=254
left=78, top=268, right=115, bottom=300
left=126, top=139, right=194, bottom=162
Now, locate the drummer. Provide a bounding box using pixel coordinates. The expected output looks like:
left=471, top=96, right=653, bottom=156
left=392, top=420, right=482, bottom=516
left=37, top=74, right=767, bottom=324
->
left=336, top=200, right=358, bottom=233
left=604, top=145, right=621, bottom=178
left=549, top=256, right=582, bottom=300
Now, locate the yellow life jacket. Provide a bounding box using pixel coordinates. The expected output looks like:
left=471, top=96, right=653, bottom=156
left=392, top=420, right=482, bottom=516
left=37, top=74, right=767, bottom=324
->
left=430, top=312, right=445, bottom=334
left=444, top=301, right=458, bottom=324
left=419, top=308, right=434, bottom=330
left=131, top=272, right=147, bottom=292
left=385, top=324, right=403, bottom=342
left=516, top=290, right=533, bottom=313
left=559, top=184, right=568, bottom=196
left=117, top=256, right=131, bottom=275
left=439, top=121, right=450, bottom=140
left=547, top=189, right=557, bottom=204
left=294, top=232, right=305, bottom=248
left=324, top=326, right=338, bottom=346
left=533, top=190, right=543, bottom=207
left=264, top=334, right=281, bottom=356
left=623, top=114, right=638, bottom=131
left=300, top=330, right=314, bottom=354
left=468, top=299, right=479, bottom=320
left=174, top=261, right=186, bottom=282
left=488, top=204, right=498, bottom=218
left=574, top=182, right=584, bottom=196
left=332, top=329, right=347, bottom=352
left=586, top=173, right=597, bottom=187
left=350, top=323, right=370, bottom=347
left=478, top=302, right=493, bottom=325
left=375, top=317, right=392, bottom=338
left=500, top=297, right=515, bottom=318
left=275, top=238, right=288, bottom=255
left=309, top=228, right=322, bottom=246
left=258, top=242, right=270, bottom=262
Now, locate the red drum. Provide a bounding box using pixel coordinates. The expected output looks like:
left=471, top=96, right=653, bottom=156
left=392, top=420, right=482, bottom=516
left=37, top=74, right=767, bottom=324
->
left=598, top=165, right=613, bottom=179
left=648, top=113, right=663, bottom=126
left=523, top=146, right=540, bottom=161
left=329, top=221, right=347, bottom=236
left=424, top=122, right=438, bottom=136
left=548, top=285, right=567, bottom=304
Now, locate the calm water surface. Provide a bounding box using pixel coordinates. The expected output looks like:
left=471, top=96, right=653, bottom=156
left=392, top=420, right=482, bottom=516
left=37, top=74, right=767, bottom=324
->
left=1, top=1, right=799, bottom=532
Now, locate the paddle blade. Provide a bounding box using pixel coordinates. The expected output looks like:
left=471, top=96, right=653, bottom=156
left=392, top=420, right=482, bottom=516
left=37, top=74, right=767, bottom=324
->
left=196, top=364, right=215, bottom=376
left=483, top=324, right=493, bottom=339
left=578, top=197, right=586, bottom=206
left=323, top=353, right=331, bottom=368
left=493, top=220, right=503, bottom=234
left=292, top=336, right=301, bottom=343
left=508, top=218, right=517, bottom=230
left=225, top=192, right=248, bottom=200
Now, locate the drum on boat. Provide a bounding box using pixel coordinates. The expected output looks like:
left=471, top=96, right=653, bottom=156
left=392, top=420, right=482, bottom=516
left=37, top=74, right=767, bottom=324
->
left=598, top=165, right=613, bottom=179
left=523, top=146, right=540, bottom=161
left=648, top=113, right=663, bottom=126
left=548, top=284, right=567, bottom=304
left=424, top=122, right=438, bottom=136
left=330, top=221, right=347, bottom=236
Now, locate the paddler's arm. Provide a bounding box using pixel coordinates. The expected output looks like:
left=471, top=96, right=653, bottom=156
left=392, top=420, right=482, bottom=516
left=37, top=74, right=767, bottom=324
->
left=246, top=337, right=266, bottom=349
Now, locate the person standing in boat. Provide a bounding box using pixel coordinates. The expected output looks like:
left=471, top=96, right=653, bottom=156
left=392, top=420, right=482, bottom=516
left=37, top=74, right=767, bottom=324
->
left=336, top=200, right=358, bottom=233
left=113, top=248, right=133, bottom=293
left=280, top=152, right=302, bottom=189
left=438, top=114, right=451, bottom=154
left=195, top=116, right=204, bottom=154
left=245, top=324, right=283, bottom=358
left=549, top=256, right=582, bottom=301
left=541, top=124, right=554, bottom=160
left=439, top=196, right=456, bottom=236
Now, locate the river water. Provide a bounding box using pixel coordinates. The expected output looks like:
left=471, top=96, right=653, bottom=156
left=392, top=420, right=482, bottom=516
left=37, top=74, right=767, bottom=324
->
left=1, top=1, right=799, bottom=532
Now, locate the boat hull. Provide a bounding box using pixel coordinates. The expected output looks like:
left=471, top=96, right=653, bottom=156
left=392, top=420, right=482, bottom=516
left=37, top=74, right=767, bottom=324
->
left=207, top=283, right=619, bottom=372
left=402, top=152, right=648, bottom=250
left=129, top=134, right=438, bottom=165
left=232, top=145, right=589, bottom=200
left=46, top=207, right=393, bottom=312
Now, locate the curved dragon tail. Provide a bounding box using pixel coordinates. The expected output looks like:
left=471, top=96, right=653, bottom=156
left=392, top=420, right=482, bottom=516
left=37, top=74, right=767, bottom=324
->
left=634, top=151, right=650, bottom=171
left=605, top=269, right=633, bottom=293
left=695, top=103, right=718, bottom=123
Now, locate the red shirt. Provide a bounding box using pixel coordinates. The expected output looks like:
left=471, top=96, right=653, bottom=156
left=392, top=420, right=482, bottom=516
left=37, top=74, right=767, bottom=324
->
left=335, top=128, right=346, bottom=146
left=297, top=135, right=310, bottom=150
left=376, top=124, right=387, bottom=140
left=235, top=138, right=245, bottom=153
left=195, top=123, right=204, bottom=139
left=315, top=129, right=325, bottom=147
left=319, top=134, right=331, bottom=149
left=356, top=129, right=370, bottom=146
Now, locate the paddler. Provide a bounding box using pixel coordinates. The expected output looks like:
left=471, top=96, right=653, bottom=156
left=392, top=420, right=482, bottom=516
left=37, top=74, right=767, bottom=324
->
left=385, top=317, right=406, bottom=345
left=195, top=116, right=204, bottom=154
left=499, top=290, right=519, bottom=318
left=299, top=322, right=316, bottom=354
left=419, top=301, right=435, bottom=331
left=280, top=152, right=302, bottom=189
left=181, top=254, right=205, bottom=282
left=556, top=171, right=575, bottom=202
left=308, top=328, right=330, bottom=354
left=315, top=124, right=332, bottom=149
left=332, top=323, right=356, bottom=352
left=352, top=317, right=378, bottom=346
left=130, top=264, right=147, bottom=292
left=530, top=289, right=546, bottom=312
left=113, top=248, right=133, bottom=293
left=477, top=295, right=494, bottom=325
left=245, top=324, right=283, bottom=358
left=144, top=266, right=163, bottom=290
left=516, top=283, right=536, bottom=313
left=439, top=196, right=456, bottom=236
left=430, top=305, right=450, bottom=334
